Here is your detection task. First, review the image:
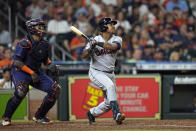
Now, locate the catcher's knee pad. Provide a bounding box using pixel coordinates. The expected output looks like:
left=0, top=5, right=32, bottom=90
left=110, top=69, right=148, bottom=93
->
left=14, top=82, right=29, bottom=99
left=51, top=83, right=61, bottom=99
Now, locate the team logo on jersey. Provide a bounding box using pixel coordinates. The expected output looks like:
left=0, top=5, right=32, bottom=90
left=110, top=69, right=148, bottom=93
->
left=94, top=48, right=117, bottom=56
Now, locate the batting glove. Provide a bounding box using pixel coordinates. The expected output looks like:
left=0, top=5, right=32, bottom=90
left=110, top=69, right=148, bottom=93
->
left=89, top=37, right=96, bottom=49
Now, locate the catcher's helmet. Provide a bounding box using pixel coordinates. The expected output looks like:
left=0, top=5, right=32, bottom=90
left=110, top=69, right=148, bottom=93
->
left=98, top=17, right=117, bottom=32
left=25, top=18, right=46, bottom=37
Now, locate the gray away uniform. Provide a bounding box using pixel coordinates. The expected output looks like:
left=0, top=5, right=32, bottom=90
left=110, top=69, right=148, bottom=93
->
left=85, top=34, right=122, bottom=117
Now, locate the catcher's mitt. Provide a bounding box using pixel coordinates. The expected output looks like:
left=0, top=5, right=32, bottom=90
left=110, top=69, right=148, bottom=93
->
left=48, top=64, right=61, bottom=76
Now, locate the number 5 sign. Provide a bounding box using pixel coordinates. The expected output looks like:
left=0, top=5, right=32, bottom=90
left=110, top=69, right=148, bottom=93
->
left=82, top=83, right=103, bottom=110
left=68, top=76, right=109, bottom=120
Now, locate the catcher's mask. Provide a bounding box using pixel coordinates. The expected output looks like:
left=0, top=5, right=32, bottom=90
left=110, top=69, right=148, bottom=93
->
left=26, top=18, right=46, bottom=37
left=98, top=17, right=117, bottom=32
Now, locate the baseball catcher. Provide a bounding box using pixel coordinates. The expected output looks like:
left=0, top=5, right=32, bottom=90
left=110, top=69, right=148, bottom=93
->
left=2, top=18, right=61, bottom=126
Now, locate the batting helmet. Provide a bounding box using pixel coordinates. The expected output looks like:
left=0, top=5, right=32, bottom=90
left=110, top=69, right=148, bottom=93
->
left=98, top=17, right=117, bottom=32
left=25, top=18, right=46, bottom=37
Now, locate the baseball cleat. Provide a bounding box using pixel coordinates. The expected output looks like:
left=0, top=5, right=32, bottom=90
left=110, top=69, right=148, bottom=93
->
left=2, top=117, right=11, bottom=126
left=115, top=113, right=125, bottom=125
left=86, top=111, right=95, bottom=124
left=33, top=116, right=53, bottom=124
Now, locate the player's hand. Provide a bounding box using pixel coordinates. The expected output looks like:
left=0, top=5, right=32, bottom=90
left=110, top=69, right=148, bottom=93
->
left=89, top=37, right=96, bottom=49
left=31, top=72, right=39, bottom=83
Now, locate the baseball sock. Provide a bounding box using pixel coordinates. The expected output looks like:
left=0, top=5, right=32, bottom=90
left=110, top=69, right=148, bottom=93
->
left=110, top=101, right=121, bottom=120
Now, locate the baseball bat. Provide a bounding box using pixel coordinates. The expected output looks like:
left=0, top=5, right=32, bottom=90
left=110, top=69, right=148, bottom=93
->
left=70, top=26, right=90, bottom=41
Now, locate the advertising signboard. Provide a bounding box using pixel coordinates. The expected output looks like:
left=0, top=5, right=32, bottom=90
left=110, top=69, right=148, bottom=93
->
left=69, top=75, right=161, bottom=120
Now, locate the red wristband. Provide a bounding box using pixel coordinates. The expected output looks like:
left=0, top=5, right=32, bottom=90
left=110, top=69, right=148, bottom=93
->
left=21, top=65, right=34, bottom=75
left=45, top=59, right=51, bottom=65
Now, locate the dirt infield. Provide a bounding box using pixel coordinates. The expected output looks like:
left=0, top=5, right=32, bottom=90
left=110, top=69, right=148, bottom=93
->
left=1, top=119, right=196, bottom=131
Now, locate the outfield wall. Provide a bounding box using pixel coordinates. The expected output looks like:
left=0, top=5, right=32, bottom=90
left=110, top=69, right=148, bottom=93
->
left=1, top=62, right=196, bottom=120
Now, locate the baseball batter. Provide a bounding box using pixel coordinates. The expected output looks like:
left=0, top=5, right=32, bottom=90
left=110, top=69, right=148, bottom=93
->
left=82, top=17, right=125, bottom=125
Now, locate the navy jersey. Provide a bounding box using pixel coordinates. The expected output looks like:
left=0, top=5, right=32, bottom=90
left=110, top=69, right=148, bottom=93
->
left=13, top=35, right=50, bottom=72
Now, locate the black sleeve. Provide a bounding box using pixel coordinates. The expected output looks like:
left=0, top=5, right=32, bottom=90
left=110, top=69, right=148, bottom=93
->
left=113, top=41, right=121, bottom=50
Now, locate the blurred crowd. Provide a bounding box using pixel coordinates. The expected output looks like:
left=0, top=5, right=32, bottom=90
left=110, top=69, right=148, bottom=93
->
left=0, top=0, right=196, bottom=72
left=0, top=0, right=196, bottom=89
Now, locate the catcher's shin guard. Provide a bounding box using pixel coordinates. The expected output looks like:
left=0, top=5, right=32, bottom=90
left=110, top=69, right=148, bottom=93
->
left=35, top=83, right=61, bottom=119
left=34, top=97, right=56, bottom=119
left=3, top=83, right=28, bottom=119
left=2, top=96, right=23, bottom=119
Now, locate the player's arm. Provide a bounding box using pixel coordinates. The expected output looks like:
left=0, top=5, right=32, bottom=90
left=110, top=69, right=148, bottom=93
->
left=14, top=41, right=39, bottom=82
left=43, top=43, right=51, bottom=66
left=14, top=42, right=33, bottom=74
left=14, top=60, right=38, bottom=83
left=82, top=39, right=95, bottom=60
left=82, top=47, right=95, bottom=60
left=97, top=41, right=121, bottom=50
left=44, top=56, right=60, bottom=75
left=41, top=41, right=61, bottom=75
left=92, top=37, right=122, bottom=51
left=82, top=49, right=89, bottom=60
left=14, top=60, right=29, bottom=73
